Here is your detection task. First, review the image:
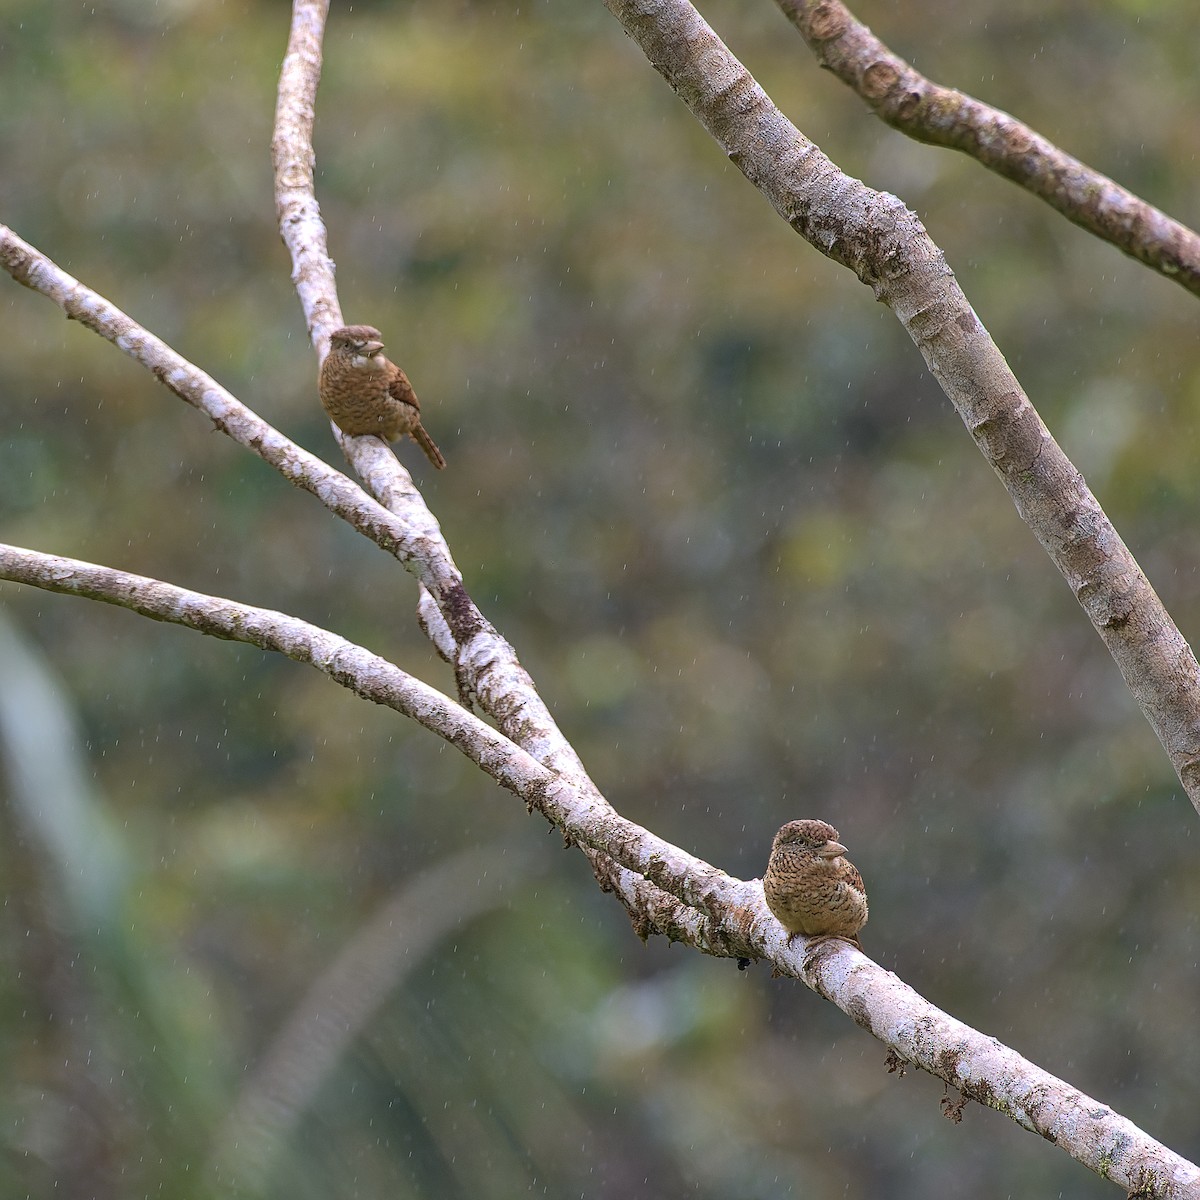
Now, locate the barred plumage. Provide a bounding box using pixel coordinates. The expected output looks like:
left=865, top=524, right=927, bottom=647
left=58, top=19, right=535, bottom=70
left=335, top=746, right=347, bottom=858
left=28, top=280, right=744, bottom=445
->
left=763, top=819, right=868, bottom=947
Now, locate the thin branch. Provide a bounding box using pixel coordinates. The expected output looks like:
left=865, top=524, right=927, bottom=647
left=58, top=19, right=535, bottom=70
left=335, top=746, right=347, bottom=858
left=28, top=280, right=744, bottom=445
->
left=269, top=1, right=696, bottom=930
left=775, top=0, right=1200, bottom=296
left=271, top=4, right=561, bottom=755
left=601, top=0, right=1200, bottom=813
left=2, top=2, right=1192, bottom=1191
left=0, top=215, right=701, bottom=965
left=0, top=543, right=736, bottom=935
left=272, top=0, right=340, bottom=340
left=2, top=539, right=1197, bottom=1196
left=0, top=223, right=457, bottom=601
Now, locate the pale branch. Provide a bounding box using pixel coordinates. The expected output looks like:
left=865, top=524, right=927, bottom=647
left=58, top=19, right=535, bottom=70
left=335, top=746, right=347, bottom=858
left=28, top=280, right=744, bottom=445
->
left=0, top=211, right=698, bottom=949
left=272, top=0, right=340, bottom=339
left=0, top=221, right=551, bottom=764
left=0, top=543, right=731, bottom=931
left=815, top=963, right=1200, bottom=1199
left=271, top=2, right=667, bottom=841
left=0, top=224, right=452, bottom=598
left=1, top=541, right=1195, bottom=1197
left=274, top=0, right=434, bottom=511
left=774, top=0, right=1200, bottom=296
left=601, top=0, right=1200, bottom=814
left=585, top=844, right=735, bottom=952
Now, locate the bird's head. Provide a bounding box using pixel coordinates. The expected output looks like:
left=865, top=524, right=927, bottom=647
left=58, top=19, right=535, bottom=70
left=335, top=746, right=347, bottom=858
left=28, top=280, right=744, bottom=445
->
left=771, top=819, right=848, bottom=860
left=329, top=324, right=386, bottom=361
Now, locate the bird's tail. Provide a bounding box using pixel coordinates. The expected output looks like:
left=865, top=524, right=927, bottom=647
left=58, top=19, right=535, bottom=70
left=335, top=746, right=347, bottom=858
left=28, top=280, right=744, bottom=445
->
left=412, top=422, right=447, bottom=470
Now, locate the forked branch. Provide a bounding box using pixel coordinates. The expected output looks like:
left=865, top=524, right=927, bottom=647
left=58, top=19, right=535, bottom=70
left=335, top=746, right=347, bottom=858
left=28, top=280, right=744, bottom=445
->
left=775, top=0, right=1200, bottom=296
left=1, top=540, right=1195, bottom=1196
left=0, top=0, right=1195, bottom=1193
left=601, top=0, right=1200, bottom=812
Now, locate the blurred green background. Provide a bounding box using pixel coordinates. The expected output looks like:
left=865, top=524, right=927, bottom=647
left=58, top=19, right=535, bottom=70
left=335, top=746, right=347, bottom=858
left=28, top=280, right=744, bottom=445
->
left=2, top=0, right=1199, bottom=1196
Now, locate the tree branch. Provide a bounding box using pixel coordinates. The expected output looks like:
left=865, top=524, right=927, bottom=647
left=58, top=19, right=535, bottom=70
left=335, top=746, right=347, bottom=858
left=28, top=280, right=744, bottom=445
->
left=2, top=2, right=1194, bottom=1192
left=774, top=0, right=1200, bottom=297
left=0, top=543, right=728, bottom=941
left=272, top=0, right=340, bottom=339
left=3, top=539, right=1198, bottom=1194
left=270, top=0, right=705, bottom=937
left=600, top=0, right=1200, bottom=814
left=0, top=211, right=702, bottom=975
left=272, top=3, right=584, bottom=767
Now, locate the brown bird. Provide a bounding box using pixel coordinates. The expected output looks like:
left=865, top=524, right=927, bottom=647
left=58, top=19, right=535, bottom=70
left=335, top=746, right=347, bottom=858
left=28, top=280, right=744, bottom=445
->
left=763, top=819, right=868, bottom=947
left=318, top=324, right=446, bottom=469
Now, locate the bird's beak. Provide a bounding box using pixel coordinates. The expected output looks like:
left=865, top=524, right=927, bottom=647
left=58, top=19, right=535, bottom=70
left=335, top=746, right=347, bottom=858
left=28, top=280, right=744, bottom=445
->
left=818, top=840, right=848, bottom=859
left=362, top=339, right=385, bottom=356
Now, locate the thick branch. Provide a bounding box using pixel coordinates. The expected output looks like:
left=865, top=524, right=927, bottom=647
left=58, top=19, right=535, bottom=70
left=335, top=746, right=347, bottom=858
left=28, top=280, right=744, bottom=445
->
left=2, top=540, right=1196, bottom=1197
left=601, top=0, right=1200, bottom=813
left=776, top=0, right=1200, bottom=296
left=813, top=963, right=1200, bottom=1199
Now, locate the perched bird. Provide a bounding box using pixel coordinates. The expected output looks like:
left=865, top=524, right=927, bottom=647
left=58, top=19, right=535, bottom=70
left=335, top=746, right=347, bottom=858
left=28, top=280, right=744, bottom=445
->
left=763, top=819, right=868, bottom=947
left=318, top=324, right=446, bottom=469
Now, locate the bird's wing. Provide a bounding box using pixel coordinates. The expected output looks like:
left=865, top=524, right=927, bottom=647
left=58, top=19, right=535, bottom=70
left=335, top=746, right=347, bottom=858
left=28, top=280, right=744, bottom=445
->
left=387, top=370, right=420, bottom=410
